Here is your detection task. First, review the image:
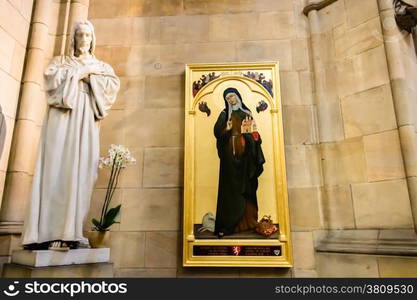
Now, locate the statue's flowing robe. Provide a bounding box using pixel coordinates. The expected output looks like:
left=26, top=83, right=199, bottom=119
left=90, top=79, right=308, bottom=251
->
left=213, top=109, right=265, bottom=235
left=22, top=56, right=120, bottom=245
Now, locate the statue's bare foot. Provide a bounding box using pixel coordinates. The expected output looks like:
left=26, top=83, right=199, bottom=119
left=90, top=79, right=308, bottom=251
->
left=48, top=240, right=70, bottom=251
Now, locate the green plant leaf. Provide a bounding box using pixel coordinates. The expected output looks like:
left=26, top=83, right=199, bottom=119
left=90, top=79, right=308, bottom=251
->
left=102, top=204, right=121, bottom=230
left=92, top=218, right=105, bottom=231
left=92, top=218, right=101, bottom=227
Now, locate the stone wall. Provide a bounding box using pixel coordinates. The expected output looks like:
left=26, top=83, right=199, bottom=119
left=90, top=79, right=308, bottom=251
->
left=0, top=0, right=34, bottom=206
left=310, top=0, right=413, bottom=231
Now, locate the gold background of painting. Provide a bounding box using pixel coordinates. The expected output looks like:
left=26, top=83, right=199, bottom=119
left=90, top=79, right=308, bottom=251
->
left=184, top=62, right=292, bottom=267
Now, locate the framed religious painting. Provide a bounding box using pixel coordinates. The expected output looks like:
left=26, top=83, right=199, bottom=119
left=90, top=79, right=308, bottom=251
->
left=183, top=62, right=292, bottom=267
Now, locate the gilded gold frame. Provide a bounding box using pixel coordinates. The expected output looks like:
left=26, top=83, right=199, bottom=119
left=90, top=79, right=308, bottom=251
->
left=183, top=62, right=292, bottom=267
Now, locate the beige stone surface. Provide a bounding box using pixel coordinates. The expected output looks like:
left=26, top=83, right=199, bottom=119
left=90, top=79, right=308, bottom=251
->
left=92, top=18, right=133, bottom=46
left=351, top=179, right=414, bottom=229
left=0, top=171, right=5, bottom=207
left=94, top=46, right=131, bottom=77
left=293, top=269, right=318, bottom=278
left=363, top=130, right=405, bottom=182
left=89, top=0, right=131, bottom=18
left=0, top=70, right=20, bottom=119
left=129, top=0, right=184, bottom=17
left=0, top=26, right=15, bottom=74
left=209, top=12, right=295, bottom=42
left=334, top=17, right=383, bottom=58
left=320, top=137, right=367, bottom=185
left=292, top=38, right=310, bottom=71
left=0, top=235, right=13, bottom=256
left=144, top=75, right=184, bottom=108
left=17, top=82, right=47, bottom=127
left=149, top=15, right=209, bottom=44
left=239, top=268, right=292, bottom=278
left=120, top=188, right=181, bottom=231
left=115, top=76, right=145, bottom=109
left=99, top=109, right=126, bottom=148
left=110, top=231, right=145, bottom=268
left=126, top=43, right=190, bottom=76
left=292, top=231, right=316, bottom=269
left=280, top=72, right=302, bottom=106
left=378, top=256, right=417, bottom=277
left=391, top=79, right=417, bottom=127
left=143, top=147, right=183, bottom=188
left=23, top=48, right=46, bottom=88
left=183, top=0, right=293, bottom=15
left=299, top=71, right=314, bottom=105
left=285, top=145, right=322, bottom=188
left=236, top=40, right=293, bottom=71
left=316, top=253, right=379, bottom=277
left=2, top=262, right=114, bottom=278
left=177, top=266, right=240, bottom=278
left=317, top=99, right=345, bottom=142
left=399, top=125, right=417, bottom=177
left=283, top=105, right=317, bottom=145
left=352, top=45, right=390, bottom=94
left=288, top=187, right=322, bottom=231
left=145, top=232, right=179, bottom=268
left=316, top=0, right=346, bottom=32
left=185, top=42, right=237, bottom=64
left=341, top=84, right=397, bottom=138
left=407, top=176, right=417, bottom=227
left=115, top=268, right=177, bottom=277
left=0, top=172, right=32, bottom=222
left=346, top=0, right=379, bottom=29
left=124, top=108, right=183, bottom=148
left=0, top=0, right=31, bottom=46
left=334, top=58, right=357, bottom=98
left=321, top=185, right=355, bottom=229
left=0, top=116, right=16, bottom=172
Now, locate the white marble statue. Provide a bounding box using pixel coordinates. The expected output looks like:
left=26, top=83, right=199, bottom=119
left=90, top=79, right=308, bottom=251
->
left=22, top=20, right=120, bottom=249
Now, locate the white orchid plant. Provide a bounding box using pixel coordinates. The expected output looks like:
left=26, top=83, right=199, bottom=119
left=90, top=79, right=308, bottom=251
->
left=92, top=144, right=136, bottom=232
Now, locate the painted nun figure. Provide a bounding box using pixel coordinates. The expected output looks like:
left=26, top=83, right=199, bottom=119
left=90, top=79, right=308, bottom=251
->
left=213, top=88, right=265, bottom=237
left=22, top=20, right=120, bottom=249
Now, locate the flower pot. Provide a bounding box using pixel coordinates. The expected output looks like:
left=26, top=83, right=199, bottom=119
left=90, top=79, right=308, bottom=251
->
left=87, top=231, right=110, bottom=248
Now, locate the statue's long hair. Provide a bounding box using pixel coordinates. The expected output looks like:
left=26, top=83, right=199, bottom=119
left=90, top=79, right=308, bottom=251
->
left=68, top=20, right=96, bottom=57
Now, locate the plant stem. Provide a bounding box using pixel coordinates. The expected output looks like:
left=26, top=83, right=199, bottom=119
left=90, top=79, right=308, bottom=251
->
left=105, top=166, right=122, bottom=214
left=99, top=154, right=118, bottom=225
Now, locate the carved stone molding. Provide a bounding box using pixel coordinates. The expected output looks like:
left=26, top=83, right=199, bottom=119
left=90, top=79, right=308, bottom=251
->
left=303, top=0, right=338, bottom=16
left=315, top=230, right=417, bottom=256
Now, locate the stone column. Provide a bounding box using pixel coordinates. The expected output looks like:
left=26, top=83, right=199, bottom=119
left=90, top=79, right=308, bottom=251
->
left=0, top=0, right=52, bottom=234
left=65, top=0, right=90, bottom=55
left=378, top=0, right=417, bottom=230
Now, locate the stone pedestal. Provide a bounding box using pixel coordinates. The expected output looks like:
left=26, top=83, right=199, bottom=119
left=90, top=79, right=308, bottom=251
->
left=2, top=248, right=113, bottom=277
left=2, top=262, right=114, bottom=278
left=10, top=248, right=110, bottom=267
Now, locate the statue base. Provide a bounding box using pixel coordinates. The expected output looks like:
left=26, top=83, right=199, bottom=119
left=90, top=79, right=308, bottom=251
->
left=2, top=248, right=113, bottom=277
left=10, top=248, right=110, bottom=267
left=2, top=262, right=114, bottom=277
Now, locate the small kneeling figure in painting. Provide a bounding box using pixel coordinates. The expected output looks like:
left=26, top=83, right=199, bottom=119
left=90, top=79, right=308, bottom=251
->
left=214, top=88, right=265, bottom=238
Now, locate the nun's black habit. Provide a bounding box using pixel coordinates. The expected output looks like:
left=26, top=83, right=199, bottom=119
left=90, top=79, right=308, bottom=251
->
left=213, top=88, right=265, bottom=236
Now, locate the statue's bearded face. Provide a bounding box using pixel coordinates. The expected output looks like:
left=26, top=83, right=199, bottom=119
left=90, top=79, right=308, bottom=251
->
left=75, top=24, right=93, bottom=55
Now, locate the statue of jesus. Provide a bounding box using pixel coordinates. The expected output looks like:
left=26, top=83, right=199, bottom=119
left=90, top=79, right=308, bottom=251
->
left=22, top=20, right=120, bottom=250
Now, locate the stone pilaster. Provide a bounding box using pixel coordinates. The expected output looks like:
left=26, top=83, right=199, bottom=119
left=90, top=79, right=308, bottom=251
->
left=0, top=0, right=52, bottom=234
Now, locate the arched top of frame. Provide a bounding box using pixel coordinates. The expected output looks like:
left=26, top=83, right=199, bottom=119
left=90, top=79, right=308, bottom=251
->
left=191, top=75, right=276, bottom=112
